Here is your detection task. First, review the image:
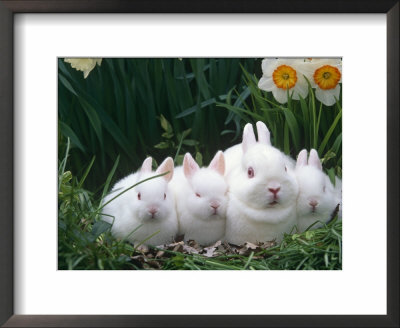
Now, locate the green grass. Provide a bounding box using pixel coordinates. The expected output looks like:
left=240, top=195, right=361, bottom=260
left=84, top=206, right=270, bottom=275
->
left=151, top=222, right=341, bottom=270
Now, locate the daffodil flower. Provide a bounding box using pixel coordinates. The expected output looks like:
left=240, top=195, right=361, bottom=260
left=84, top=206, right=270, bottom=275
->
left=64, top=58, right=102, bottom=79
left=309, top=59, right=342, bottom=106
left=258, top=59, right=310, bottom=104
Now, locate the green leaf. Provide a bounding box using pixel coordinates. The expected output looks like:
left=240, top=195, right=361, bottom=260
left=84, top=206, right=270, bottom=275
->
left=174, top=132, right=185, bottom=163
left=77, top=98, right=104, bottom=150
left=160, top=114, right=172, bottom=133
left=90, top=220, right=112, bottom=241
left=182, top=128, right=192, bottom=139
left=175, top=154, right=185, bottom=165
left=182, top=139, right=199, bottom=146
left=99, top=155, right=120, bottom=205
left=281, top=108, right=300, bottom=151
left=62, top=171, right=72, bottom=184
left=154, top=142, right=170, bottom=149
left=305, top=231, right=315, bottom=240
left=95, top=108, right=134, bottom=161
left=327, top=167, right=336, bottom=185
left=283, top=123, right=290, bottom=155
left=58, top=74, right=78, bottom=97
left=161, top=132, right=174, bottom=139
left=59, top=121, right=86, bottom=152
left=318, top=109, right=342, bottom=154
left=303, top=76, right=317, bottom=149
left=78, top=156, right=96, bottom=189
left=195, top=152, right=203, bottom=166
left=233, top=87, right=251, bottom=108
left=217, top=103, right=264, bottom=121
left=176, top=98, right=216, bottom=119
left=299, top=95, right=310, bottom=148
left=321, top=150, right=336, bottom=164
left=331, top=132, right=342, bottom=155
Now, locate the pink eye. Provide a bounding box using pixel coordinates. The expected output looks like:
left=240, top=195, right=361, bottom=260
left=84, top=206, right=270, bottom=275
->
left=196, top=193, right=201, bottom=198
left=137, top=192, right=141, bottom=200
left=248, top=167, right=254, bottom=178
left=164, top=193, right=166, bottom=200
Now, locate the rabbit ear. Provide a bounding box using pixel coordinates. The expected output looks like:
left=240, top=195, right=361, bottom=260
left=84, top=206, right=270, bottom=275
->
left=242, top=123, right=256, bottom=153
left=156, top=157, right=174, bottom=182
left=256, top=121, right=271, bottom=146
left=208, top=151, right=225, bottom=176
left=183, top=153, right=199, bottom=179
left=296, top=149, right=308, bottom=168
left=141, top=157, right=153, bottom=174
left=308, top=149, right=322, bottom=171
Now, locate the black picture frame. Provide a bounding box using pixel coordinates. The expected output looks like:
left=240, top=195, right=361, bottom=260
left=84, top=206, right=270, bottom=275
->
left=0, top=1, right=398, bottom=327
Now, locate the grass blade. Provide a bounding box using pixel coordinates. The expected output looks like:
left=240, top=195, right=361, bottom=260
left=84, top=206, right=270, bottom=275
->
left=318, top=109, right=342, bottom=155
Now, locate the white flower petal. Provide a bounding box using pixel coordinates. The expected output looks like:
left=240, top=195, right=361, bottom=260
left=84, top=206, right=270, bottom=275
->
left=292, top=80, right=309, bottom=100
left=258, top=77, right=276, bottom=92
left=315, top=85, right=340, bottom=106
left=297, top=66, right=316, bottom=86
left=283, top=58, right=304, bottom=67
left=272, top=88, right=288, bottom=104
left=311, top=58, right=341, bottom=66
left=64, top=58, right=101, bottom=78
left=261, top=58, right=279, bottom=76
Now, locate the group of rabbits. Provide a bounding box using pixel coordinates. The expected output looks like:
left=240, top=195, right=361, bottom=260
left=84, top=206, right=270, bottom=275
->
left=102, top=121, right=342, bottom=247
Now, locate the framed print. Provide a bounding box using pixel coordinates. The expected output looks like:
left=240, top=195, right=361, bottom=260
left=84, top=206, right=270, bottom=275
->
left=0, top=1, right=398, bottom=327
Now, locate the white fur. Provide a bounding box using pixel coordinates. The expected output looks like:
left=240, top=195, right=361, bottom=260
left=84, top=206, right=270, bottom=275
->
left=169, top=151, right=228, bottom=246
left=101, top=157, right=178, bottom=246
left=295, top=149, right=342, bottom=232
left=225, top=142, right=299, bottom=244
left=224, top=122, right=295, bottom=178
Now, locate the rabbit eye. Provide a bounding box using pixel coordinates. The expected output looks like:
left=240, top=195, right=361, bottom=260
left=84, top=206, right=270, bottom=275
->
left=137, top=192, right=141, bottom=200
left=323, top=186, right=326, bottom=193
left=284, top=166, right=287, bottom=172
left=195, top=193, right=201, bottom=198
left=164, top=193, right=166, bottom=200
left=247, top=167, right=254, bottom=178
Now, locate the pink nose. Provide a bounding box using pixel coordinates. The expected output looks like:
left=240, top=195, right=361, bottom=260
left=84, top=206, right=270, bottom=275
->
left=148, top=207, right=158, bottom=216
left=268, top=187, right=280, bottom=197
left=309, top=200, right=318, bottom=208
left=210, top=202, right=220, bottom=210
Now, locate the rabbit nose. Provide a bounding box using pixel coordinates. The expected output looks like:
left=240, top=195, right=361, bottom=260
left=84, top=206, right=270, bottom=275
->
left=268, top=187, right=280, bottom=197
left=148, top=207, right=158, bottom=215
left=210, top=201, right=220, bottom=209
left=309, top=200, right=318, bottom=208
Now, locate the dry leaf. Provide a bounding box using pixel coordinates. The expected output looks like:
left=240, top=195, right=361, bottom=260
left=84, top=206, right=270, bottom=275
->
left=136, top=244, right=149, bottom=254
left=202, top=241, right=222, bottom=257
left=182, top=244, right=200, bottom=254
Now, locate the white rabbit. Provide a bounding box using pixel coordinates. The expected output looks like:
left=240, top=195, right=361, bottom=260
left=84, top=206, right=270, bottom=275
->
left=101, top=157, right=178, bottom=246
left=224, top=121, right=295, bottom=177
left=224, top=123, right=299, bottom=245
left=169, top=151, right=228, bottom=246
left=295, top=149, right=342, bottom=232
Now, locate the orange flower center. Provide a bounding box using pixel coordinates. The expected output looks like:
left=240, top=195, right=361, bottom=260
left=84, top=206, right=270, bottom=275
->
left=272, top=65, right=297, bottom=90
left=313, top=65, right=341, bottom=90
